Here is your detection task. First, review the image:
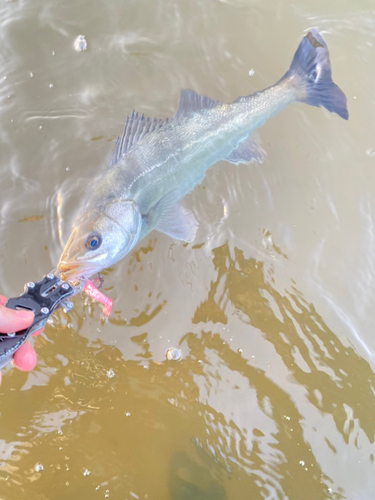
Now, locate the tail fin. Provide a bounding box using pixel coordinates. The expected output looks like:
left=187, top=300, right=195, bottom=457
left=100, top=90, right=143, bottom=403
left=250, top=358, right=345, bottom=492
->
left=282, top=29, right=348, bottom=120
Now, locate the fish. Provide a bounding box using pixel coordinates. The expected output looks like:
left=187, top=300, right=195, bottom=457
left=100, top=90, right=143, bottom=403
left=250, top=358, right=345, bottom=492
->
left=57, top=29, right=348, bottom=280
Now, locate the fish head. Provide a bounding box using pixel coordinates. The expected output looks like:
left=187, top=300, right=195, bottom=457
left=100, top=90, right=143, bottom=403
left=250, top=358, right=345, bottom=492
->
left=58, top=200, right=142, bottom=280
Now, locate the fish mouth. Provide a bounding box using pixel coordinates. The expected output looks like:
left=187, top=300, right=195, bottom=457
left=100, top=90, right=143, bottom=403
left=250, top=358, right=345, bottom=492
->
left=57, top=260, right=100, bottom=282
left=57, top=262, right=82, bottom=282
left=57, top=248, right=108, bottom=281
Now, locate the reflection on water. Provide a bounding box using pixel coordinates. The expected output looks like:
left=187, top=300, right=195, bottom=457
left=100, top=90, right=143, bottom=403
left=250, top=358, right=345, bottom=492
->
left=195, top=243, right=375, bottom=443
left=2, top=243, right=375, bottom=499
left=1, top=0, right=375, bottom=498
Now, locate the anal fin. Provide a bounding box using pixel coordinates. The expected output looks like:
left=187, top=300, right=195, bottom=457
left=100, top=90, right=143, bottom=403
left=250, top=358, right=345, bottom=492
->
left=225, top=133, right=265, bottom=165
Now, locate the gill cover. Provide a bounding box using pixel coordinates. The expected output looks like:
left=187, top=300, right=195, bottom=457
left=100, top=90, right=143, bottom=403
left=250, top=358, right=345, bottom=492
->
left=101, top=198, right=143, bottom=259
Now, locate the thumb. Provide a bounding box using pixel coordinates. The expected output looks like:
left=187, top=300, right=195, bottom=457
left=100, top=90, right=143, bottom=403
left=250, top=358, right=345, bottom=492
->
left=0, top=305, right=34, bottom=334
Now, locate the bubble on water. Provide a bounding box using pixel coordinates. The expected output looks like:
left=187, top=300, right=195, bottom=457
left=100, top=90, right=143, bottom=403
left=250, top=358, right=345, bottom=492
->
left=39, top=125, right=43, bottom=130
left=74, top=35, right=87, bottom=52
left=299, top=460, right=305, bottom=466
left=249, top=69, right=255, bottom=76
left=49, top=83, right=54, bottom=88
left=83, top=468, right=91, bottom=476
left=30, top=72, right=33, bottom=78
left=52, top=50, right=55, bottom=56
left=106, top=368, right=115, bottom=379
left=166, top=348, right=182, bottom=361
left=238, top=348, right=242, bottom=353
left=125, top=412, right=131, bottom=417
left=34, top=463, right=44, bottom=472
left=366, top=148, right=375, bottom=157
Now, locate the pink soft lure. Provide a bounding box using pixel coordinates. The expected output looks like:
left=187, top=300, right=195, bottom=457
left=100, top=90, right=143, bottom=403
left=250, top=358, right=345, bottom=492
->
left=83, top=280, right=113, bottom=316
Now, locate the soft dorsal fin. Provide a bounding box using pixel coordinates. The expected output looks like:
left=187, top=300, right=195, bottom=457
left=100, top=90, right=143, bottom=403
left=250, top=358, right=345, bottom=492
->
left=175, top=89, right=219, bottom=120
left=109, top=111, right=169, bottom=168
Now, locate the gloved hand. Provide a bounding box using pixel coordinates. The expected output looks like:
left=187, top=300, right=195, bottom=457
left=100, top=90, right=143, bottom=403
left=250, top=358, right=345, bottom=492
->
left=0, top=295, right=42, bottom=385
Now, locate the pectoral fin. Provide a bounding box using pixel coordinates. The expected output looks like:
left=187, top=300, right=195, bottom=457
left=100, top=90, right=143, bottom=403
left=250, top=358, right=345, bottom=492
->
left=225, top=133, right=265, bottom=164
left=149, top=197, right=198, bottom=243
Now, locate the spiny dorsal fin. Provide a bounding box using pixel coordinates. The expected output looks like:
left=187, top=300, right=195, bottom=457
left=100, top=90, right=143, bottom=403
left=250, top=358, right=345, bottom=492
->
left=109, top=111, right=169, bottom=168
left=175, top=89, right=219, bottom=120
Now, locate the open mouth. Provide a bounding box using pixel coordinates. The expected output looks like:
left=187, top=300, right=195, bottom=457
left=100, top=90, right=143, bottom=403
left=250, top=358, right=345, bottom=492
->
left=57, top=261, right=89, bottom=281
left=57, top=263, right=81, bottom=282
left=57, top=260, right=102, bottom=282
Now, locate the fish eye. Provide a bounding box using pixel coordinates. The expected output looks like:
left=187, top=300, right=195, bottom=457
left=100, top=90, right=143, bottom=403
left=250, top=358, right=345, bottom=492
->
left=86, top=233, right=102, bottom=250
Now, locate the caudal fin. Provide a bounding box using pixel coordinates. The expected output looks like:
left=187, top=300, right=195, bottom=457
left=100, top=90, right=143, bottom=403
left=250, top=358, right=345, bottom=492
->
left=282, top=29, right=348, bottom=120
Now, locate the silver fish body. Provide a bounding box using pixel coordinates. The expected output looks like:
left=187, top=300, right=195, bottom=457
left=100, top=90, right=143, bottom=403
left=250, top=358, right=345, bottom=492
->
left=58, top=29, right=348, bottom=280
left=91, top=85, right=292, bottom=214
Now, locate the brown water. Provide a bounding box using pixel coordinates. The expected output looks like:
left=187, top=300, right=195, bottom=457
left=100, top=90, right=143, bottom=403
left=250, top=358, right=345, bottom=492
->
left=1, top=0, right=375, bottom=498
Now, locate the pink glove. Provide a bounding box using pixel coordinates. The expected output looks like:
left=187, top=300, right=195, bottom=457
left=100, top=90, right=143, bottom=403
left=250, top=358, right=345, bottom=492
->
left=0, top=295, right=42, bottom=384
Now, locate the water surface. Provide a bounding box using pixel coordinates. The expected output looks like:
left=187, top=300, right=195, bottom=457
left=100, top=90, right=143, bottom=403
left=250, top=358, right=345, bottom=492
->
left=1, top=0, right=375, bottom=498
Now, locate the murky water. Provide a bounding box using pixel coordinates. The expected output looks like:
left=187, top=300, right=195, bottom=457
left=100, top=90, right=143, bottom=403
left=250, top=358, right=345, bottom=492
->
left=1, top=0, right=374, bottom=498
